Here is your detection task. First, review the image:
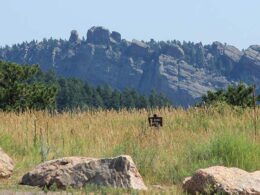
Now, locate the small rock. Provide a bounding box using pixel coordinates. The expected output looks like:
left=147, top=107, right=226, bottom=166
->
left=21, top=155, right=147, bottom=190
left=0, top=148, right=14, bottom=178
left=183, top=166, right=260, bottom=194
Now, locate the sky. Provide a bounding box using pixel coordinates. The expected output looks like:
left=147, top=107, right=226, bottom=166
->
left=0, top=0, right=260, bottom=49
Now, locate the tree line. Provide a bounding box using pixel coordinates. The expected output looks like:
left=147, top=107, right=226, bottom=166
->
left=0, top=61, right=171, bottom=112
left=1, top=61, right=259, bottom=112
left=55, top=77, right=171, bottom=111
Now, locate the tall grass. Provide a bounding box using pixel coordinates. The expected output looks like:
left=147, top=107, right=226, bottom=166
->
left=0, top=105, right=259, bottom=192
left=185, top=130, right=260, bottom=173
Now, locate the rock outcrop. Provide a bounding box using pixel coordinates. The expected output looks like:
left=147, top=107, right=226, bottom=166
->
left=0, top=148, right=14, bottom=178
left=156, top=55, right=231, bottom=105
left=21, top=155, right=147, bottom=190
left=240, top=45, right=260, bottom=74
left=1, top=26, right=260, bottom=106
left=183, top=166, right=260, bottom=195
left=235, top=45, right=260, bottom=84
left=162, top=44, right=185, bottom=59
left=128, top=39, right=149, bottom=59
left=243, top=45, right=260, bottom=67
left=111, top=31, right=121, bottom=43
left=87, top=26, right=111, bottom=45
left=212, top=41, right=243, bottom=63
left=69, top=30, right=80, bottom=44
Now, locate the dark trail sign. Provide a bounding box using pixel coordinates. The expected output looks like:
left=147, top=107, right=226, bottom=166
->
left=148, top=114, right=163, bottom=127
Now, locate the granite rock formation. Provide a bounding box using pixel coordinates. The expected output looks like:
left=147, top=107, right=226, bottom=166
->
left=1, top=26, right=259, bottom=106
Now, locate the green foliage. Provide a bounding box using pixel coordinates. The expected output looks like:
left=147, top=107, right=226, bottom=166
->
left=149, top=90, right=170, bottom=109
left=56, top=78, right=89, bottom=110
left=54, top=78, right=171, bottom=111
left=201, top=83, right=256, bottom=107
left=0, top=61, right=172, bottom=112
left=0, top=61, right=57, bottom=111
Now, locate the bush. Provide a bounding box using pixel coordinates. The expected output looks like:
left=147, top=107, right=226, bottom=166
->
left=201, top=83, right=259, bottom=108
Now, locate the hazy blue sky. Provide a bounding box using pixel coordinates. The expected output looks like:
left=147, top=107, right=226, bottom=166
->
left=1, top=0, right=259, bottom=49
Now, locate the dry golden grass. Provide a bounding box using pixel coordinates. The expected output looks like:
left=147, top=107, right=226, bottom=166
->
left=0, top=105, right=259, bottom=194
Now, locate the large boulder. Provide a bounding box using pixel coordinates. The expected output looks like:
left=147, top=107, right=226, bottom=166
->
left=183, top=166, right=260, bottom=194
left=0, top=148, right=14, bottom=178
left=87, top=26, right=110, bottom=45
left=21, top=155, right=147, bottom=190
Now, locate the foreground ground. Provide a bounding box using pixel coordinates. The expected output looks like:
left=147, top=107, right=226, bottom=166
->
left=0, top=104, right=259, bottom=194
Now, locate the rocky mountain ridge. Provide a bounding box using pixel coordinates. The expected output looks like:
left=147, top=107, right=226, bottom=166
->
left=1, top=26, right=260, bottom=106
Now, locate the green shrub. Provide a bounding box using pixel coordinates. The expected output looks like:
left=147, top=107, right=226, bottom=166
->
left=201, top=83, right=258, bottom=108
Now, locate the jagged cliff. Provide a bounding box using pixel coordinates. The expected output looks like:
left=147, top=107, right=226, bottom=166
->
left=0, top=26, right=259, bottom=106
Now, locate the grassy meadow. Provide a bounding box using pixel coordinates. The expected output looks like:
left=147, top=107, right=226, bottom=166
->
left=0, top=104, right=259, bottom=194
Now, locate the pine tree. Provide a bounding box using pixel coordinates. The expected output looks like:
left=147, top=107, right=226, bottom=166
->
left=110, top=90, right=121, bottom=110
left=0, top=61, right=57, bottom=111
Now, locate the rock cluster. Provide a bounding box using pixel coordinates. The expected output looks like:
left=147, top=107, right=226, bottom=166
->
left=21, top=155, right=147, bottom=190
left=183, top=166, right=260, bottom=194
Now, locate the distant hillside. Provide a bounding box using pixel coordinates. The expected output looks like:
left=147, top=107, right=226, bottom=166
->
left=1, top=26, right=260, bottom=106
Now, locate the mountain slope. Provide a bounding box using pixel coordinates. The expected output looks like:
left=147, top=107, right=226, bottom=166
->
left=1, top=26, right=259, bottom=106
